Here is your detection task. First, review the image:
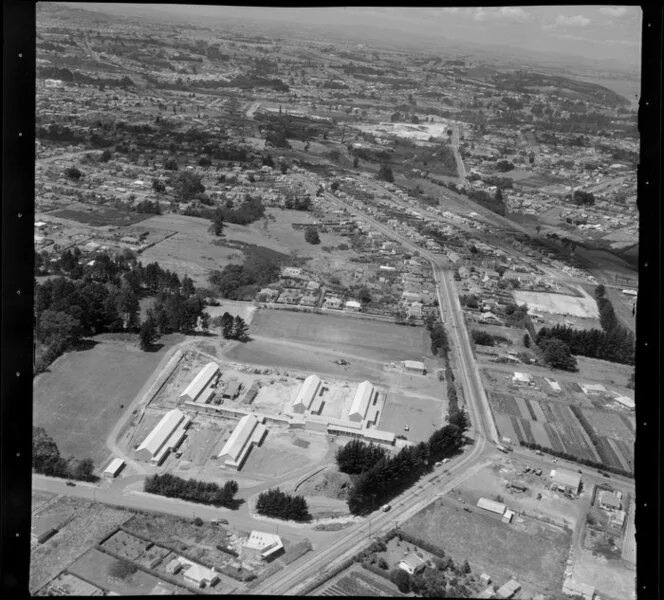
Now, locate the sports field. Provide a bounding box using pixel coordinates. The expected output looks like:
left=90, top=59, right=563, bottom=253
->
left=247, top=310, right=431, bottom=363
left=33, top=334, right=184, bottom=467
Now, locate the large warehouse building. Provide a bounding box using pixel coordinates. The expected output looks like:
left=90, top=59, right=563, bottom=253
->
left=136, top=409, right=190, bottom=463
left=218, top=414, right=267, bottom=470
left=348, top=380, right=375, bottom=422
left=291, top=374, right=321, bottom=414
left=179, top=362, right=220, bottom=403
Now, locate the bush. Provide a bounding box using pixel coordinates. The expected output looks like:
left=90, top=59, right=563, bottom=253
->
left=193, top=517, right=203, bottom=526
left=390, top=568, right=411, bottom=593
left=109, top=559, right=138, bottom=580
left=304, top=228, right=320, bottom=245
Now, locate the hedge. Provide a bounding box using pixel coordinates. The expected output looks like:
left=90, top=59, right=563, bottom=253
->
left=398, top=530, right=447, bottom=559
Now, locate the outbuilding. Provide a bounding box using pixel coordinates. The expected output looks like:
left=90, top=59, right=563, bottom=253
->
left=348, top=381, right=374, bottom=422
left=103, top=458, right=125, bottom=479
left=551, top=469, right=582, bottom=495
left=477, top=497, right=506, bottom=515
left=496, top=579, right=521, bottom=599
left=512, top=372, right=533, bottom=386
left=404, top=360, right=426, bottom=375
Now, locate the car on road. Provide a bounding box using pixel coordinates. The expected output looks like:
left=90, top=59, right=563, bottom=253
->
left=334, top=359, right=349, bottom=366
left=404, top=424, right=410, bottom=431
left=66, top=481, right=76, bottom=487
left=212, top=518, right=229, bottom=525
left=381, top=504, right=391, bottom=512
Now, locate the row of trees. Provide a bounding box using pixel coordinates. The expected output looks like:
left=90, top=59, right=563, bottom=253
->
left=32, top=427, right=97, bottom=481
left=345, top=415, right=467, bottom=515
left=143, top=473, right=240, bottom=507
left=255, top=488, right=311, bottom=521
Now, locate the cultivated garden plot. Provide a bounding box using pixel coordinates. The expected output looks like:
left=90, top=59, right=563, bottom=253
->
left=29, top=497, right=131, bottom=594
left=37, top=572, right=105, bottom=596
left=315, top=565, right=404, bottom=597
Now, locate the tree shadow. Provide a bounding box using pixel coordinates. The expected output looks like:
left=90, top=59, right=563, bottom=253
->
left=144, top=343, right=164, bottom=353
left=72, top=339, right=99, bottom=352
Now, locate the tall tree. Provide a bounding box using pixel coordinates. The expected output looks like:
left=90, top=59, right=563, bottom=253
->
left=233, top=315, right=249, bottom=341
left=139, top=316, right=158, bottom=350
left=221, top=311, right=235, bottom=339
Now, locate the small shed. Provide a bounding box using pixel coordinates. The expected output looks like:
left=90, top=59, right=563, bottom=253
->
left=404, top=360, right=426, bottom=375
left=103, top=458, right=125, bottom=479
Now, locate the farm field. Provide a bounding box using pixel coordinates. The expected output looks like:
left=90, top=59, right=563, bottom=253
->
left=36, top=572, right=105, bottom=596
left=403, top=497, right=571, bottom=598
left=32, top=490, right=56, bottom=513
left=29, top=497, right=131, bottom=594
left=574, top=356, right=634, bottom=392
left=314, top=565, right=403, bottom=597
left=248, top=310, right=431, bottom=363
left=33, top=334, right=184, bottom=467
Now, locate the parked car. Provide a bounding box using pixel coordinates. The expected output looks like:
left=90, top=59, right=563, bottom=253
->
left=66, top=481, right=76, bottom=487
left=381, top=504, right=391, bottom=512
left=404, top=424, right=410, bottom=431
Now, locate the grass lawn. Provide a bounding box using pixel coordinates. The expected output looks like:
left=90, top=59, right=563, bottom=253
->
left=33, top=334, right=184, bottom=467
left=49, top=207, right=152, bottom=227
left=379, top=393, right=444, bottom=443
left=402, top=498, right=571, bottom=598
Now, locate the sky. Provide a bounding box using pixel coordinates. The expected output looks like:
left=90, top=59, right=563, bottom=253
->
left=63, top=4, right=642, bottom=70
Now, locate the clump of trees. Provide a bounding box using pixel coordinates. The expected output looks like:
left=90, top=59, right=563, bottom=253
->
left=471, top=330, right=511, bottom=347
left=136, top=199, right=161, bottom=214
left=538, top=338, right=578, bottom=371
left=170, top=170, right=205, bottom=200
left=32, top=426, right=97, bottom=481
left=64, top=166, right=83, bottom=181
left=144, top=473, right=240, bottom=508
left=212, top=312, right=249, bottom=341
left=304, top=227, right=320, bottom=245
left=336, top=439, right=388, bottom=474
left=208, top=254, right=281, bottom=300
left=378, top=163, right=394, bottom=183
left=255, top=488, right=310, bottom=521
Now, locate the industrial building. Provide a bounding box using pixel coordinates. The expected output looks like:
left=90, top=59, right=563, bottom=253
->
left=103, top=458, right=125, bottom=479
left=179, top=362, right=220, bottom=403
left=477, top=497, right=507, bottom=515
left=551, top=469, right=582, bottom=495
left=348, top=380, right=375, bottom=421
left=218, top=414, right=267, bottom=470
left=404, top=360, right=426, bottom=375
left=580, top=382, right=607, bottom=396
left=241, top=531, right=284, bottom=561
left=291, top=374, right=322, bottom=414
left=136, top=409, right=190, bottom=464
left=179, top=560, right=219, bottom=588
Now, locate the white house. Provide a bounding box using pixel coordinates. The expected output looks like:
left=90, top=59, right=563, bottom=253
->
left=398, top=552, right=427, bottom=575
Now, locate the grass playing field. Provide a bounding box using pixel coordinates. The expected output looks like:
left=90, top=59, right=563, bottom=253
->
left=33, top=334, right=184, bottom=467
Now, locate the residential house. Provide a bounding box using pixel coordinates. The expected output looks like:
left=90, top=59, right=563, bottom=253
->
left=398, top=552, right=427, bottom=575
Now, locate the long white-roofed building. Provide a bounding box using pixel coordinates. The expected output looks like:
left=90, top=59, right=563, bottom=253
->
left=179, top=362, right=219, bottom=403
left=349, top=380, right=374, bottom=422
left=291, top=374, right=321, bottom=414
left=136, top=409, right=189, bottom=463
left=218, top=414, right=267, bottom=470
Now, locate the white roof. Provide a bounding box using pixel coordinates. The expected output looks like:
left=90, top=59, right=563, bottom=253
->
left=182, top=563, right=217, bottom=584
left=544, top=377, right=561, bottom=392
left=218, top=414, right=259, bottom=463
left=349, top=381, right=374, bottom=419
left=400, top=552, right=426, bottom=569
left=345, top=300, right=361, bottom=308
left=137, top=409, right=185, bottom=457
left=244, top=531, right=283, bottom=556
left=292, top=374, right=321, bottom=410
left=362, top=428, right=395, bottom=443
left=582, top=382, right=606, bottom=393
left=404, top=360, right=425, bottom=370
left=614, top=395, right=635, bottom=408
left=553, top=469, right=581, bottom=489
left=179, top=362, right=219, bottom=401
left=512, top=372, right=532, bottom=382
left=477, top=497, right=506, bottom=515
left=104, top=458, right=125, bottom=475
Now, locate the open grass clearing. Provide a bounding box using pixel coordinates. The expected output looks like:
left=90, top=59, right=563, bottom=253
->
left=29, top=497, right=130, bottom=594
left=379, top=392, right=445, bottom=443
left=33, top=334, right=184, bottom=467
left=403, top=497, right=571, bottom=598
left=49, top=206, right=151, bottom=227
left=574, top=356, right=634, bottom=393
left=37, top=572, right=105, bottom=596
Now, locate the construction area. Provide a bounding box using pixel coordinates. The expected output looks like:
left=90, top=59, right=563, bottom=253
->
left=116, top=349, right=440, bottom=486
